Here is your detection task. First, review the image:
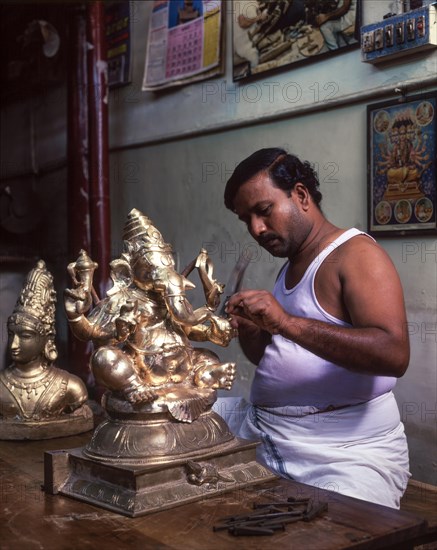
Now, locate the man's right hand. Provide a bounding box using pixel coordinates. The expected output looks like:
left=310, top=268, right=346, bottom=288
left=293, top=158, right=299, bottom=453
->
left=226, top=289, right=288, bottom=335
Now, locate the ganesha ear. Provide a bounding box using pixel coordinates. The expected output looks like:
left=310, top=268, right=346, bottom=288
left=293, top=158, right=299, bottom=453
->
left=108, top=258, right=133, bottom=293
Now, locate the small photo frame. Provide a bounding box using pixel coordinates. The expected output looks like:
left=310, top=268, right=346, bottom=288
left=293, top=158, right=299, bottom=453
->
left=232, top=0, right=360, bottom=81
left=367, top=93, right=437, bottom=237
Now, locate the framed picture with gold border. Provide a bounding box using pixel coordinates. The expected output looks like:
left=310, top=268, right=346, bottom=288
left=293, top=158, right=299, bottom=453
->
left=232, top=0, right=360, bottom=81
left=367, top=93, right=437, bottom=237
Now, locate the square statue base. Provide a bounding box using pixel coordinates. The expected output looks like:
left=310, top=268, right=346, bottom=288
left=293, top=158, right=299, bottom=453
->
left=44, top=438, right=277, bottom=517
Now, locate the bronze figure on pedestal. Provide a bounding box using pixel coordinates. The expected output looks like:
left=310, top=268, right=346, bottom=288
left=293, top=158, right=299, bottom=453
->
left=45, top=209, right=276, bottom=516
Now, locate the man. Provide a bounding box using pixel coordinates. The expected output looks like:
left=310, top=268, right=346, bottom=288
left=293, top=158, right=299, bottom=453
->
left=315, top=0, right=357, bottom=50
left=233, top=1, right=267, bottom=70
left=219, top=148, right=410, bottom=508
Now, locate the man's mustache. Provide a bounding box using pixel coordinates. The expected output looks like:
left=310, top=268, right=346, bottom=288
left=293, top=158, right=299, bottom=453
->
left=258, top=233, right=280, bottom=247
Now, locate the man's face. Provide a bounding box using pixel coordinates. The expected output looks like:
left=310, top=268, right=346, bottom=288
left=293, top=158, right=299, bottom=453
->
left=233, top=171, right=311, bottom=258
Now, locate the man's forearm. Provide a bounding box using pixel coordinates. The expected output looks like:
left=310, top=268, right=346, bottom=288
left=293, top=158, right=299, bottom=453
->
left=278, top=315, right=409, bottom=377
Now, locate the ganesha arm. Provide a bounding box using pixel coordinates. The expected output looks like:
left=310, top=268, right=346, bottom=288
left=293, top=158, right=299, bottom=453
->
left=194, top=249, right=224, bottom=310
left=164, top=294, right=212, bottom=326
left=185, top=315, right=236, bottom=347
left=67, top=312, right=118, bottom=344
left=64, top=288, right=117, bottom=345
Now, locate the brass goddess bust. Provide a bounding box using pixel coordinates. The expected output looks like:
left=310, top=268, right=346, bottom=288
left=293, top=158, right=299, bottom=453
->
left=0, top=260, right=93, bottom=439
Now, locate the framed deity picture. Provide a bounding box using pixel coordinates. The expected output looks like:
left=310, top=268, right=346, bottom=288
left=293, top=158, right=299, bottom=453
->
left=232, top=0, right=360, bottom=81
left=367, top=93, right=437, bottom=237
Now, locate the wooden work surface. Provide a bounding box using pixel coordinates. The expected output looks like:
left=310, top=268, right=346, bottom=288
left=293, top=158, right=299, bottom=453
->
left=0, top=431, right=432, bottom=550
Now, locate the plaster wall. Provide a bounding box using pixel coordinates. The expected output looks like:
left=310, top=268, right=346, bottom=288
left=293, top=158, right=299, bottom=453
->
left=107, top=0, right=437, bottom=484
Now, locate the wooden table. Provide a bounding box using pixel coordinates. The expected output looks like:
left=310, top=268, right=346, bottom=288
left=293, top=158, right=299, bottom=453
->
left=0, top=432, right=431, bottom=549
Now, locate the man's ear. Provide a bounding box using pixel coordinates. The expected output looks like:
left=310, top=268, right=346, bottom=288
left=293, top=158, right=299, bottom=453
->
left=292, top=183, right=311, bottom=211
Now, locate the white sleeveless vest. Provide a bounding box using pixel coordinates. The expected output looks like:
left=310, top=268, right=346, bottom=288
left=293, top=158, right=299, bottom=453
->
left=251, top=228, right=397, bottom=408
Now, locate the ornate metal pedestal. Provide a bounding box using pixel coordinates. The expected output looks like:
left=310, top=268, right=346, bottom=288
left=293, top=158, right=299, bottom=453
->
left=44, top=389, right=276, bottom=517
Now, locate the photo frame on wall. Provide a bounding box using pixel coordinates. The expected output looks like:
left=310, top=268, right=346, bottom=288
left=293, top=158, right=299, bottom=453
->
left=232, top=0, right=360, bottom=81
left=367, top=93, right=437, bottom=237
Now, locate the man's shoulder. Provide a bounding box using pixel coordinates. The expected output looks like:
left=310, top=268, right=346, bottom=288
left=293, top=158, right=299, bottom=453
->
left=321, top=229, right=385, bottom=270
left=320, top=228, right=376, bottom=260
left=339, top=230, right=380, bottom=253
left=336, top=231, right=394, bottom=273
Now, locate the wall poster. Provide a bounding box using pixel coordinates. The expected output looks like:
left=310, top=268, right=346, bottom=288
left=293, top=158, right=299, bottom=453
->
left=105, top=1, right=132, bottom=88
left=367, top=93, right=437, bottom=237
left=232, top=0, right=360, bottom=81
left=142, top=0, right=224, bottom=91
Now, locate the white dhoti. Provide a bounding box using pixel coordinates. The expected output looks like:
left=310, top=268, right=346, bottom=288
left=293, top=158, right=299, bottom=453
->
left=213, top=392, right=410, bottom=509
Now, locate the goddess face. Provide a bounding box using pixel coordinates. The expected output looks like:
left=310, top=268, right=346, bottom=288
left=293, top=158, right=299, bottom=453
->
left=8, top=320, right=46, bottom=365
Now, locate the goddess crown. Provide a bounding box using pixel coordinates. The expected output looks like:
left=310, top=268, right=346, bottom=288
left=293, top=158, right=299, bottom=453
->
left=9, top=259, right=57, bottom=336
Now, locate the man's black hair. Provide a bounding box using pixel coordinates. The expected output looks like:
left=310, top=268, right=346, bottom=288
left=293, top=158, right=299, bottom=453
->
left=224, top=148, right=322, bottom=210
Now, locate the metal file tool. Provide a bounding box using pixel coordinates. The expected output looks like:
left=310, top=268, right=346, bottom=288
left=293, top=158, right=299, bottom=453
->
left=219, top=250, right=253, bottom=315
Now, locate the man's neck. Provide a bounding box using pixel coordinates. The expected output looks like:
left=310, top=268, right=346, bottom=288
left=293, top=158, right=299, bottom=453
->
left=291, top=217, right=340, bottom=264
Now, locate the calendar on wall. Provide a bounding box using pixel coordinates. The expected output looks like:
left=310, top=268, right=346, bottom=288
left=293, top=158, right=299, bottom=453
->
left=142, top=0, right=224, bottom=91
